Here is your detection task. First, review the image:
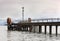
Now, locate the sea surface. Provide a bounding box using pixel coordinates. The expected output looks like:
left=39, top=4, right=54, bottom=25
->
left=0, top=26, right=60, bottom=41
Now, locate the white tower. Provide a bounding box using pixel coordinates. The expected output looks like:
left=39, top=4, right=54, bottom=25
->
left=22, top=7, right=24, bottom=21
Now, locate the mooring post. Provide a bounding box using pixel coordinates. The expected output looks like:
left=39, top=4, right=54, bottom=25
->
left=45, top=25, right=47, bottom=34
left=56, top=25, right=58, bottom=36
left=39, top=25, right=42, bottom=33
left=49, top=25, right=52, bottom=35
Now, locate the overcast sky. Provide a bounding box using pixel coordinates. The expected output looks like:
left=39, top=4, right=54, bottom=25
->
left=0, top=0, right=60, bottom=19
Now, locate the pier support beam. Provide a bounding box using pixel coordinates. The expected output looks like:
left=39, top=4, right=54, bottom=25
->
left=39, top=25, right=42, bottom=33
left=56, top=25, right=58, bottom=36
left=49, top=25, right=52, bottom=35
left=45, top=25, right=47, bottom=34
left=26, top=27, right=28, bottom=31
left=29, top=26, right=32, bottom=32
left=22, top=26, right=28, bottom=31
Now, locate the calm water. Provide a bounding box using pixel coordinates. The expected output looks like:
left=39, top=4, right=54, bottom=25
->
left=0, top=26, right=60, bottom=41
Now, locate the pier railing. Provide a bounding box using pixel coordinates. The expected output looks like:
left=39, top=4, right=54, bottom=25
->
left=31, top=18, right=60, bottom=22
left=13, top=18, right=60, bottom=23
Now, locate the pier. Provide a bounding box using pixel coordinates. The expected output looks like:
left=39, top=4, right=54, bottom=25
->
left=7, top=18, right=60, bottom=36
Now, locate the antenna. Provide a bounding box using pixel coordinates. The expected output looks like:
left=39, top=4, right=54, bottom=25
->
left=22, top=7, right=24, bottom=21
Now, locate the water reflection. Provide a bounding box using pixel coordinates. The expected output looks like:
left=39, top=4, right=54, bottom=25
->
left=0, top=26, right=60, bottom=41
left=7, top=31, right=60, bottom=41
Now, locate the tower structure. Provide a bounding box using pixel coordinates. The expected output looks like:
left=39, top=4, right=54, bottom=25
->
left=22, top=7, right=24, bottom=21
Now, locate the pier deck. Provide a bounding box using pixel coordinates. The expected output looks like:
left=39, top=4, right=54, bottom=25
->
left=17, top=22, right=60, bottom=26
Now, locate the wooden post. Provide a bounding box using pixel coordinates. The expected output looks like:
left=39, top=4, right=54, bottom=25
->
left=56, top=25, right=58, bottom=36
left=45, top=25, right=47, bottom=34
left=49, top=25, right=52, bottom=35
left=39, top=25, right=42, bottom=33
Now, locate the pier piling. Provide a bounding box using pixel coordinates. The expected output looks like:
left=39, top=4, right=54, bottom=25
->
left=56, top=25, right=58, bottom=36
left=45, top=25, right=47, bottom=34
left=39, top=25, right=42, bottom=33
left=26, top=27, right=28, bottom=31
left=49, top=25, right=52, bottom=35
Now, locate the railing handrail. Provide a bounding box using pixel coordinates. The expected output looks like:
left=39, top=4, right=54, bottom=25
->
left=13, top=18, right=60, bottom=23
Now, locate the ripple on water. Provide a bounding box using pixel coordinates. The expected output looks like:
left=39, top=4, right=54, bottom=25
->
left=0, top=26, right=60, bottom=41
left=7, top=31, right=60, bottom=41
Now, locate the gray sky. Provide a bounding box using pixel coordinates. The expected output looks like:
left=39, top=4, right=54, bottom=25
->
left=0, top=0, right=60, bottom=19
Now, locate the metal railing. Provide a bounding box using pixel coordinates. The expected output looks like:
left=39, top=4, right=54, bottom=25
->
left=31, top=18, right=60, bottom=22
left=13, top=18, right=60, bottom=23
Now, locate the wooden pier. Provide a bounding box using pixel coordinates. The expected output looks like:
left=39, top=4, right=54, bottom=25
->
left=7, top=18, right=60, bottom=36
